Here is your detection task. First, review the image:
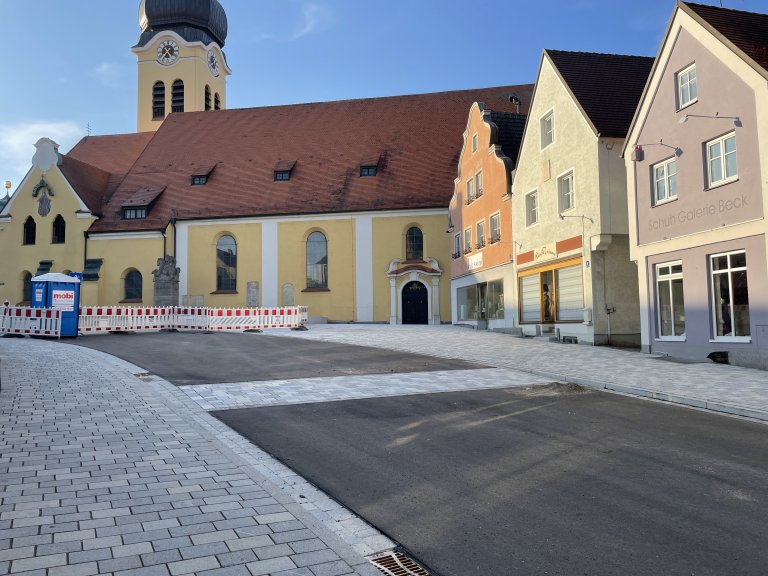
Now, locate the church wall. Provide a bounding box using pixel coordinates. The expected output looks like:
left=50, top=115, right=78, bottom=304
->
left=0, top=166, right=93, bottom=304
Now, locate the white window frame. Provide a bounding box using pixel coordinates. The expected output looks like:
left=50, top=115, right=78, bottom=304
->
left=653, top=157, right=677, bottom=205
left=453, top=233, right=461, bottom=258
left=466, top=178, right=474, bottom=203
left=489, top=212, right=501, bottom=244
left=655, top=261, right=686, bottom=341
left=475, top=171, right=483, bottom=198
left=706, top=132, right=737, bottom=188
left=525, top=190, right=538, bottom=227
left=710, top=250, right=750, bottom=342
left=463, top=227, right=472, bottom=253
left=471, top=133, right=478, bottom=153
left=677, top=63, right=697, bottom=110
left=476, top=219, right=485, bottom=249
left=557, top=170, right=575, bottom=213
left=540, top=110, right=554, bottom=150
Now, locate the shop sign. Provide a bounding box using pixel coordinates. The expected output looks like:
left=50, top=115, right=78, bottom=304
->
left=534, top=242, right=558, bottom=263
left=52, top=290, right=76, bottom=312
left=467, top=253, right=483, bottom=270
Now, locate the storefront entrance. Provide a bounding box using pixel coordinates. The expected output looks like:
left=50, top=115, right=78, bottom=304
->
left=402, top=281, right=428, bottom=324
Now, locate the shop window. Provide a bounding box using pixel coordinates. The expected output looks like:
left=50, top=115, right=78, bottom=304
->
left=656, top=262, right=685, bottom=338
left=216, top=235, right=237, bottom=291
left=306, top=231, right=328, bottom=289
left=487, top=280, right=504, bottom=319
left=711, top=251, right=749, bottom=338
left=519, top=261, right=583, bottom=323
left=406, top=227, right=423, bottom=261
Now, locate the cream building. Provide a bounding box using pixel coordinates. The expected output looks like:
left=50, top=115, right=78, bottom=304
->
left=623, top=1, right=768, bottom=368
left=510, top=50, right=652, bottom=345
left=0, top=0, right=532, bottom=325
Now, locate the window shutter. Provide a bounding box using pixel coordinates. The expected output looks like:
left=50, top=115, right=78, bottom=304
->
left=556, top=265, right=583, bottom=320
left=520, top=275, right=541, bottom=322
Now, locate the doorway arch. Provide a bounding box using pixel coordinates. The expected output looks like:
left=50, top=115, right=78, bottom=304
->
left=401, top=281, right=428, bottom=324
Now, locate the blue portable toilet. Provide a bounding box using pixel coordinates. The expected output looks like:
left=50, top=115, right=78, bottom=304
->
left=31, top=272, right=81, bottom=337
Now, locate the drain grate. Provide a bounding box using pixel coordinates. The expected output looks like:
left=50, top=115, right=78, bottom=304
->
left=369, top=550, right=433, bottom=576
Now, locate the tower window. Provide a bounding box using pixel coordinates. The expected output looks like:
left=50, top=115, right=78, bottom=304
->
left=214, top=93, right=221, bottom=111
left=152, top=81, right=165, bottom=119
left=172, top=80, right=185, bottom=113
left=205, top=86, right=211, bottom=111
left=52, top=215, right=66, bottom=244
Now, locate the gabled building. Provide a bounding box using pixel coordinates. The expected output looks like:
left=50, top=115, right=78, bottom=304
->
left=511, top=50, right=653, bottom=345
left=449, top=102, right=527, bottom=330
left=623, top=1, right=768, bottom=368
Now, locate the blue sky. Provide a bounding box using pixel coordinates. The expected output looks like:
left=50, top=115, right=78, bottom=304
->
left=1, top=0, right=765, bottom=191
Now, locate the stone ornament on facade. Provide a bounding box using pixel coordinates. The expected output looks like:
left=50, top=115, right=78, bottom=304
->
left=152, top=256, right=180, bottom=282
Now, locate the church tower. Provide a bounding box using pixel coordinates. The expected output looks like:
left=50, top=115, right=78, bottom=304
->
left=133, top=0, right=231, bottom=132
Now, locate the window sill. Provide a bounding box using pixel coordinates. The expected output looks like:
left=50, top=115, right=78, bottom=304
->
left=676, top=98, right=698, bottom=113
left=709, top=337, right=751, bottom=343
left=706, top=177, right=738, bottom=191
left=210, top=290, right=238, bottom=295
left=119, top=299, right=143, bottom=304
left=302, top=288, right=330, bottom=292
left=653, top=196, right=678, bottom=208
left=655, top=336, right=686, bottom=342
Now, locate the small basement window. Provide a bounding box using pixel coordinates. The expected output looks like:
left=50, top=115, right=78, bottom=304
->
left=274, top=170, right=291, bottom=181
left=360, top=165, right=377, bottom=177
left=123, top=207, right=147, bottom=220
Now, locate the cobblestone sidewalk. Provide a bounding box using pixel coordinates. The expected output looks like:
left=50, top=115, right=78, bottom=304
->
left=0, top=339, right=384, bottom=576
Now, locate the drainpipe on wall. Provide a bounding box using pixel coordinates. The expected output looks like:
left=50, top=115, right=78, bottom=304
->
left=171, top=218, right=177, bottom=259
left=83, top=231, right=89, bottom=270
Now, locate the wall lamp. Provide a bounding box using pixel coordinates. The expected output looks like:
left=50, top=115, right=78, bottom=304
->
left=678, top=112, right=742, bottom=127
left=631, top=141, right=682, bottom=162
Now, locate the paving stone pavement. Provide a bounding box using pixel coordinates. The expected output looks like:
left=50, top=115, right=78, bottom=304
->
left=0, top=339, right=387, bottom=576
left=265, top=324, right=768, bottom=422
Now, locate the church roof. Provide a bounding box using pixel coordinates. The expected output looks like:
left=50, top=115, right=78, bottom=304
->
left=85, top=85, right=534, bottom=232
left=137, top=0, right=228, bottom=48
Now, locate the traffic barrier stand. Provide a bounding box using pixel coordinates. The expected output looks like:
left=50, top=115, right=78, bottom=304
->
left=0, top=306, right=62, bottom=337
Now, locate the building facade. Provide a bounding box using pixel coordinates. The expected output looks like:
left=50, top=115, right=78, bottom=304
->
left=510, top=50, right=652, bottom=345
left=449, top=103, right=526, bottom=330
left=624, top=1, right=768, bottom=368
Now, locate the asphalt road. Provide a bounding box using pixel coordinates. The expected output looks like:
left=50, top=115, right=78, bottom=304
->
left=67, top=332, right=485, bottom=385
left=214, top=384, right=768, bottom=576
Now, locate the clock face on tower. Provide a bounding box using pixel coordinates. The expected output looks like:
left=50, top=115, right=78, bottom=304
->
left=208, top=50, right=220, bottom=77
left=157, top=40, right=180, bottom=65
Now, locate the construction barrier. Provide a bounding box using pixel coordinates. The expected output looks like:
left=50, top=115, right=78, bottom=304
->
left=0, top=306, right=62, bottom=337
left=78, top=305, right=308, bottom=334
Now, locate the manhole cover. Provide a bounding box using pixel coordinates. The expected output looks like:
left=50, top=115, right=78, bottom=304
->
left=369, top=550, right=433, bottom=576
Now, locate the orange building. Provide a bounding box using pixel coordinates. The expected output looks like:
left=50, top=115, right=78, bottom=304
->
left=449, top=101, right=528, bottom=330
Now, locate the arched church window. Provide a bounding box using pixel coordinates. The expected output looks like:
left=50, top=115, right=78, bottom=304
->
left=23, top=216, right=36, bottom=245
left=124, top=270, right=143, bottom=301
left=306, top=232, right=328, bottom=289
left=406, top=227, right=424, bottom=261
left=214, top=93, right=221, bottom=111
left=216, top=235, right=237, bottom=291
left=172, top=80, right=185, bottom=113
left=153, top=81, right=165, bottom=119
left=205, top=85, right=211, bottom=111
left=52, top=215, right=66, bottom=244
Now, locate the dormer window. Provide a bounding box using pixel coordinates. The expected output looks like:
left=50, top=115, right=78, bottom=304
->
left=192, top=175, right=208, bottom=185
left=360, top=165, right=377, bottom=177
left=274, top=171, right=291, bottom=181
left=274, top=160, right=296, bottom=182
left=121, top=186, right=165, bottom=221
left=123, top=208, right=147, bottom=220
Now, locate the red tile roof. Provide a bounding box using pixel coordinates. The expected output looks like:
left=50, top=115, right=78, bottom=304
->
left=684, top=2, right=768, bottom=73
left=86, top=85, right=533, bottom=232
left=58, top=156, right=112, bottom=216
left=66, top=133, right=154, bottom=174
left=546, top=50, right=654, bottom=138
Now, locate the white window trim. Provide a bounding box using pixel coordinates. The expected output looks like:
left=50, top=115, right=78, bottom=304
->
left=489, top=211, right=501, bottom=244
left=475, top=171, right=483, bottom=198
left=463, top=227, right=472, bottom=252
left=453, top=233, right=461, bottom=256
left=706, top=132, right=738, bottom=189
left=710, top=250, right=749, bottom=340
left=652, top=157, right=678, bottom=206
left=676, top=63, right=698, bottom=111
left=471, top=132, right=478, bottom=153
left=655, top=260, right=685, bottom=340
left=475, top=219, right=486, bottom=249
left=466, top=178, right=474, bottom=203
left=540, top=109, right=555, bottom=150
left=525, top=190, right=538, bottom=228
left=556, top=169, right=575, bottom=214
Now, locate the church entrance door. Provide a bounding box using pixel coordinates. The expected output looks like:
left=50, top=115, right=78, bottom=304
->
left=402, top=281, right=428, bottom=324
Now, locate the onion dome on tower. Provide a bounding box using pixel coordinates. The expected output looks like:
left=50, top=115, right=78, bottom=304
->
left=136, top=0, right=228, bottom=48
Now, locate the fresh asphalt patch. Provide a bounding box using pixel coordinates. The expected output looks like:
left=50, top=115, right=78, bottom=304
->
left=213, top=384, right=768, bottom=576
left=66, top=332, right=487, bottom=385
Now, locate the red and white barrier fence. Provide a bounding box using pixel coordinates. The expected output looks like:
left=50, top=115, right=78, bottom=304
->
left=78, top=306, right=177, bottom=333
left=1, top=306, right=62, bottom=337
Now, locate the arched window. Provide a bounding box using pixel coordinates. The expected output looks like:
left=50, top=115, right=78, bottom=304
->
left=214, top=93, right=221, bottom=110
left=23, top=216, right=36, bottom=245
left=172, top=80, right=185, bottom=113
left=216, top=235, right=237, bottom=291
left=52, top=215, right=66, bottom=244
left=406, top=227, right=423, bottom=261
left=306, top=231, right=328, bottom=289
left=21, top=271, right=32, bottom=303
left=124, top=270, right=143, bottom=301
left=153, top=81, right=165, bottom=119
left=205, top=85, right=211, bottom=111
